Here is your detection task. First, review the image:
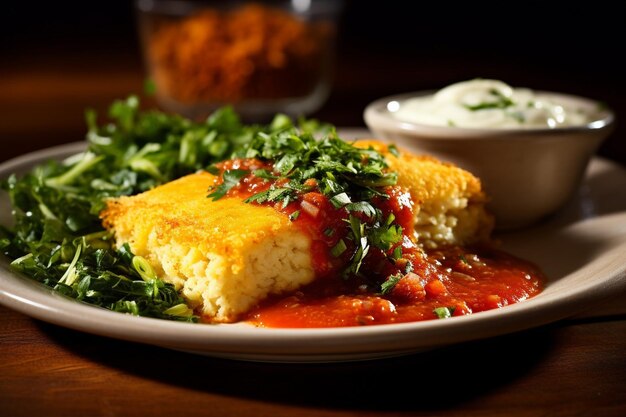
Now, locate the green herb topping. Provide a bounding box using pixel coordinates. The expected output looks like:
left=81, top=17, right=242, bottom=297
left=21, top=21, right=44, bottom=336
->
left=433, top=306, right=456, bottom=319
left=0, top=95, right=330, bottom=321
left=205, top=116, right=404, bottom=280
left=464, top=88, right=515, bottom=111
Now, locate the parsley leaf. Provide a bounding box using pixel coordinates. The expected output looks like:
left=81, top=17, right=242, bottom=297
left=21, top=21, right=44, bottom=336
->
left=207, top=169, right=248, bottom=201
left=464, top=88, right=514, bottom=111
left=380, top=273, right=403, bottom=294
left=433, top=306, right=456, bottom=319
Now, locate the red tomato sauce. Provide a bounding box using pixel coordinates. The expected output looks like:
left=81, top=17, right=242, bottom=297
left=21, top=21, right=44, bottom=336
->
left=211, top=159, right=546, bottom=328
left=244, top=245, right=544, bottom=327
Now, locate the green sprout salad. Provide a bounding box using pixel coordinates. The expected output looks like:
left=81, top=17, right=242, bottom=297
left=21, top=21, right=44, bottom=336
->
left=0, top=96, right=334, bottom=322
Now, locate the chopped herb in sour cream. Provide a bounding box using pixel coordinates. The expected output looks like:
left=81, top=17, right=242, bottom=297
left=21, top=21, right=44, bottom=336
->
left=391, top=79, right=601, bottom=129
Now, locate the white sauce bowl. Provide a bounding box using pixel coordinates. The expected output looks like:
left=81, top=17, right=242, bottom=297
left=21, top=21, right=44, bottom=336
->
left=364, top=90, right=615, bottom=230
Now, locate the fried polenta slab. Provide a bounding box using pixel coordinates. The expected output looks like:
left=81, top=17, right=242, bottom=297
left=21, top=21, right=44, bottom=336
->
left=101, top=140, right=493, bottom=322
left=101, top=172, right=314, bottom=322
left=355, top=140, right=493, bottom=247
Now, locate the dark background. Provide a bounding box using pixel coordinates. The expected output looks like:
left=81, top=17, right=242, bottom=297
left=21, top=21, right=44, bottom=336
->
left=1, top=1, right=625, bottom=165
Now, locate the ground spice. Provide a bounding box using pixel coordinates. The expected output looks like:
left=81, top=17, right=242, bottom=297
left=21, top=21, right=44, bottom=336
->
left=145, top=3, right=334, bottom=106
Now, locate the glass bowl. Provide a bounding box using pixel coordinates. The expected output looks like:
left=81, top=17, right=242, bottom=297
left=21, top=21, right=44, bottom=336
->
left=135, top=0, right=343, bottom=122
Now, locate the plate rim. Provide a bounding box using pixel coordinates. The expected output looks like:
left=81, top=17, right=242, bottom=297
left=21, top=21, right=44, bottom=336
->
left=1, top=139, right=625, bottom=362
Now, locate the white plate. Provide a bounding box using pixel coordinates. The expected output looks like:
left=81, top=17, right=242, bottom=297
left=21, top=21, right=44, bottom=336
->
left=1, top=137, right=626, bottom=363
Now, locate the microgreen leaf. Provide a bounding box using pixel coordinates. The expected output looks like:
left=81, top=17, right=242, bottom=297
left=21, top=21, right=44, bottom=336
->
left=330, top=192, right=351, bottom=208
left=464, top=88, right=514, bottom=111
left=433, top=306, right=456, bottom=319
left=207, top=169, right=248, bottom=201
left=380, top=273, right=403, bottom=294
left=331, top=239, right=347, bottom=257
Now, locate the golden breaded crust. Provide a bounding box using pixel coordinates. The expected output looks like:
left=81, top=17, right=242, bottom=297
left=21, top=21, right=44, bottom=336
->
left=355, top=140, right=494, bottom=246
left=101, top=171, right=315, bottom=322
left=355, top=140, right=485, bottom=204
left=101, top=172, right=294, bottom=271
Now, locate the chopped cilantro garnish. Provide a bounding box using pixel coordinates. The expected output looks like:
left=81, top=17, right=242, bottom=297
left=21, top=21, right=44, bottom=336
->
left=346, top=215, right=370, bottom=277
left=207, top=169, right=248, bottom=200
left=331, top=239, right=348, bottom=257
left=464, top=88, right=515, bottom=111
left=329, top=192, right=351, bottom=208
left=204, top=118, right=405, bottom=280
left=369, top=220, right=403, bottom=251
left=345, top=201, right=377, bottom=218
left=433, top=306, right=456, bottom=319
left=252, top=169, right=277, bottom=180
left=380, top=273, right=403, bottom=295
left=388, top=144, right=400, bottom=158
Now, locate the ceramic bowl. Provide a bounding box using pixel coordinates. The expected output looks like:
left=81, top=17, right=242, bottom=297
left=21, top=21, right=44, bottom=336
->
left=364, top=90, right=615, bottom=230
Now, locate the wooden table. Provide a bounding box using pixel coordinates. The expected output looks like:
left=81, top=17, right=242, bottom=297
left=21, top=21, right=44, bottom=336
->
left=1, top=57, right=626, bottom=417
left=1, top=296, right=625, bottom=417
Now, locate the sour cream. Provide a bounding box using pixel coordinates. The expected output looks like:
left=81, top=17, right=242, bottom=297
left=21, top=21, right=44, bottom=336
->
left=391, top=79, right=596, bottom=129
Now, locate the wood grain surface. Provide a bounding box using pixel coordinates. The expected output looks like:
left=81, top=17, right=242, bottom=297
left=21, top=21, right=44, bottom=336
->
left=1, top=300, right=625, bottom=417
left=1, top=4, right=625, bottom=414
